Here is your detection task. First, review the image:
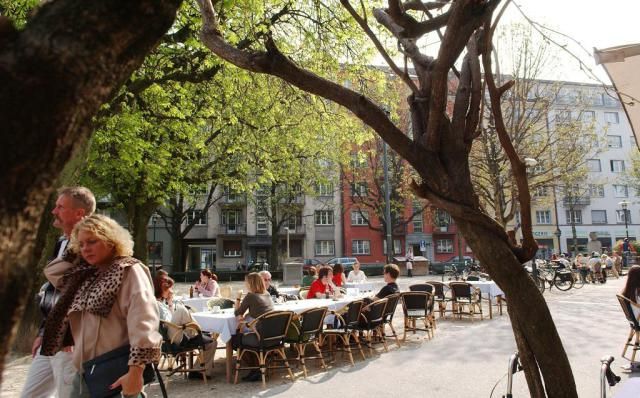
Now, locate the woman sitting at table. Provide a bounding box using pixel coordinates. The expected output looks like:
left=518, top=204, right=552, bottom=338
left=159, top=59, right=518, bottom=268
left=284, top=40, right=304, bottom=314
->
left=332, top=263, right=347, bottom=287
left=302, top=266, right=318, bottom=287
left=193, top=269, right=220, bottom=297
left=347, top=260, right=367, bottom=283
left=621, top=265, right=640, bottom=370
left=154, top=274, right=217, bottom=378
left=307, top=266, right=335, bottom=299
left=233, top=273, right=274, bottom=382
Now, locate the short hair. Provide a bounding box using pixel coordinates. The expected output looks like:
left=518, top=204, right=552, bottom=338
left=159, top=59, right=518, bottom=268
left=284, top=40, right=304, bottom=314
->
left=153, top=274, right=174, bottom=299
left=58, top=186, right=96, bottom=216
left=69, top=214, right=133, bottom=258
left=201, top=269, right=213, bottom=279
left=245, top=272, right=266, bottom=294
left=259, top=270, right=272, bottom=280
left=318, top=266, right=331, bottom=279
left=384, top=263, right=400, bottom=279
left=307, top=266, right=317, bottom=276
left=332, top=263, right=344, bottom=274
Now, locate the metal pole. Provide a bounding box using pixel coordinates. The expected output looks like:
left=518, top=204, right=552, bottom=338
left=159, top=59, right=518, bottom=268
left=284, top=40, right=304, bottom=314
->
left=625, top=208, right=629, bottom=239
left=383, top=141, right=393, bottom=264
left=286, top=227, right=290, bottom=260
left=152, top=214, right=157, bottom=276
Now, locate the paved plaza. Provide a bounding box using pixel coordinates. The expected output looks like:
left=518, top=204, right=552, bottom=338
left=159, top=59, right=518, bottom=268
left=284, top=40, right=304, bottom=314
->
left=1, top=275, right=636, bottom=397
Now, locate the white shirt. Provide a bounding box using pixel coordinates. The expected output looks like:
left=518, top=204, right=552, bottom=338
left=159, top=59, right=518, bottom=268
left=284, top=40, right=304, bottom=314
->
left=56, top=238, right=69, bottom=259
left=347, top=270, right=367, bottom=283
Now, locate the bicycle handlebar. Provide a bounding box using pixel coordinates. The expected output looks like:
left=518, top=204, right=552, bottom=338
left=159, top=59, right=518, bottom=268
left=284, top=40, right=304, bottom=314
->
left=600, top=355, right=621, bottom=397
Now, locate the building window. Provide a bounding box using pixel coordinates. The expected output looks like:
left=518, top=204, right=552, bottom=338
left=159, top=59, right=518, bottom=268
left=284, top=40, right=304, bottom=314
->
left=533, top=186, right=549, bottom=197
left=605, top=112, right=619, bottom=124
left=607, top=135, right=623, bottom=148
left=315, top=210, right=334, bottom=225
left=352, top=240, right=371, bottom=255
left=617, top=210, right=632, bottom=224
left=350, top=182, right=368, bottom=197
left=383, top=239, right=402, bottom=255
left=316, top=182, right=334, bottom=196
left=591, top=210, right=607, bottom=224
left=435, top=209, right=452, bottom=226
left=582, top=110, right=596, bottom=122
left=555, top=110, right=572, bottom=125
left=187, top=210, right=207, bottom=226
left=315, top=240, right=335, bottom=256
left=221, top=209, right=241, bottom=226
left=587, top=159, right=601, bottom=172
left=614, top=185, right=629, bottom=198
left=350, top=210, right=368, bottom=226
left=611, top=160, right=625, bottom=173
left=588, top=184, right=605, bottom=198
left=412, top=213, right=423, bottom=233
left=436, top=239, right=453, bottom=253
left=536, top=210, right=551, bottom=225
left=565, top=210, right=582, bottom=224
left=350, top=153, right=368, bottom=168
left=223, top=240, right=242, bottom=257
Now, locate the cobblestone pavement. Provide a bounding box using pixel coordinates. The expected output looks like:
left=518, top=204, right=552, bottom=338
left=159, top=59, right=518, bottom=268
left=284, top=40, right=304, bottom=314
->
left=2, top=275, right=635, bottom=397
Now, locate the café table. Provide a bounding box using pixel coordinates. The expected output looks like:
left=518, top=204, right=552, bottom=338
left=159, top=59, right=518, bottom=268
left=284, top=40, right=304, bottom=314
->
left=467, top=280, right=505, bottom=319
left=277, top=287, right=301, bottom=296
left=344, top=281, right=382, bottom=294
left=179, top=296, right=211, bottom=312
left=192, top=294, right=365, bottom=382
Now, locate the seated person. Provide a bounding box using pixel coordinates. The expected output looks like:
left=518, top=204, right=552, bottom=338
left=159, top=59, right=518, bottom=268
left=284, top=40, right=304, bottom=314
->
left=332, top=263, right=347, bottom=287
left=621, top=265, right=640, bottom=370
left=233, top=273, right=274, bottom=382
left=369, top=263, right=400, bottom=302
left=307, top=266, right=335, bottom=299
left=347, top=260, right=367, bottom=283
left=302, top=266, right=318, bottom=287
left=193, top=269, right=220, bottom=297
left=259, top=270, right=280, bottom=297
left=154, top=275, right=216, bottom=378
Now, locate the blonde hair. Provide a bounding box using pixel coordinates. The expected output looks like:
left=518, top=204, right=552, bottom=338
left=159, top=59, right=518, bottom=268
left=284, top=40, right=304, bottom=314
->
left=58, top=186, right=96, bottom=215
left=69, top=214, right=134, bottom=257
left=245, top=272, right=266, bottom=294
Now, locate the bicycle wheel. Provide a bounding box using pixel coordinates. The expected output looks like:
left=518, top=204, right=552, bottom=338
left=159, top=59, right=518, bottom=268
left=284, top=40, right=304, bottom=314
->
left=553, top=273, right=574, bottom=291
left=572, top=271, right=585, bottom=289
left=529, top=272, right=545, bottom=293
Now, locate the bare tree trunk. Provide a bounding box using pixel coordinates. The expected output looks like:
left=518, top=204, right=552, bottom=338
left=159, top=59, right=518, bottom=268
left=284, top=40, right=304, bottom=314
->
left=0, top=0, right=181, bottom=380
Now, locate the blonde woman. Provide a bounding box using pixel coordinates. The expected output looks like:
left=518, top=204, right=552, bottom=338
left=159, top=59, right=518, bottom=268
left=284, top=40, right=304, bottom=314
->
left=42, top=214, right=161, bottom=398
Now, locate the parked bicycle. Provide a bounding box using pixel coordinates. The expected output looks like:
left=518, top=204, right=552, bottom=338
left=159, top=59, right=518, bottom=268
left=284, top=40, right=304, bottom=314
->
left=442, top=262, right=488, bottom=282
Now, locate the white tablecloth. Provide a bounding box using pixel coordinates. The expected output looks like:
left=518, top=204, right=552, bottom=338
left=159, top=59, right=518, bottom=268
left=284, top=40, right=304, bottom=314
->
left=179, top=297, right=211, bottom=312
left=468, top=281, right=505, bottom=299
left=277, top=287, right=300, bottom=296
left=344, top=281, right=382, bottom=293
left=192, top=296, right=362, bottom=343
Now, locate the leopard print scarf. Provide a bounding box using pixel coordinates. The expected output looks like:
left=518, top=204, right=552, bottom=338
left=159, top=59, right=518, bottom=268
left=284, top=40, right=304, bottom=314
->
left=41, top=256, right=140, bottom=356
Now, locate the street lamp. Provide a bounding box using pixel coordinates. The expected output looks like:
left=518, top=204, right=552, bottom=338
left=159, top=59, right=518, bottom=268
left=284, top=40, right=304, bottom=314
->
left=284, top=227, right=290, bottom=260
left=619, top=200, right=631, bottom=239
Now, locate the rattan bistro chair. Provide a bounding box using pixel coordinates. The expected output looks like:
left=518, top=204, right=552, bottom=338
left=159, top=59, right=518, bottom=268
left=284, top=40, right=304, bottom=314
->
left=428, top=281, right=452, bottom=318
left=401, top=291, right=434, bottom=341
left=354, top=299, right=389, bottom=356
left=159, top=320, right=209, bottom=383
left=234, top=311, right=295, bottom=386
left=449, top=282, right=483, bottom=321
left=409, top=283, right=434, bottom=293
left=616, top=294, right=640, bottom=362
left=320, top=300, right=366, bottom=365
left=379, top=293, right=402, bottom=348
left=285, top=307, right=328, bottom=377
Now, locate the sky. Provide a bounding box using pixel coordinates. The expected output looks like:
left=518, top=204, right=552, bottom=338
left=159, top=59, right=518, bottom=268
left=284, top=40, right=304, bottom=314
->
left=496, top=0, right=640, bottom=83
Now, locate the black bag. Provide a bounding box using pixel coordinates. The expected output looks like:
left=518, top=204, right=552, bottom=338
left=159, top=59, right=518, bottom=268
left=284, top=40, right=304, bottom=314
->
left=82, top=345, right=165, bottom=398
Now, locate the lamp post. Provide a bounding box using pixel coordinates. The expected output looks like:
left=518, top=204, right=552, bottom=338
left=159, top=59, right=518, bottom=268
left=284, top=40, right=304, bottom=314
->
left=284, top=227, right=290, bottom=260
left=524, top=157, right=539, bottom=279
left=151, top=212, right=158, bottom=276
left=619, top=200, right=630, bottom=239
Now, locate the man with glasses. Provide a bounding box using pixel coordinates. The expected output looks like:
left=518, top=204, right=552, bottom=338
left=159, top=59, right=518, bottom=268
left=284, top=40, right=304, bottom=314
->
left=259, top=270, right=281, bottom=298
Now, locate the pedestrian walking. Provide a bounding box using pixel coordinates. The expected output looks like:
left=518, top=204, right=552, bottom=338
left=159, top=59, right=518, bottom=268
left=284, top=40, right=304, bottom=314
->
left=406, top=251, right=414, bottom=278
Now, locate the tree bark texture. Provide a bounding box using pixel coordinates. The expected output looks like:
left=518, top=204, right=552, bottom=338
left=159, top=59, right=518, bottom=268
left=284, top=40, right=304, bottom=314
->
left=0, top=0, right=181, bottom=382
left=197, top=0, right=578, bottom=395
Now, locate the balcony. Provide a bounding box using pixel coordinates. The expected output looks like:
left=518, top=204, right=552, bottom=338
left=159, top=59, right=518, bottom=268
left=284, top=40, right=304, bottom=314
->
left=280, top=224, right=306, bottom=235
left=562, top=196, right=591, bottom=207
left=219, top=223, right=247, bottom=235
left=220, top=194, right=246, bottom=206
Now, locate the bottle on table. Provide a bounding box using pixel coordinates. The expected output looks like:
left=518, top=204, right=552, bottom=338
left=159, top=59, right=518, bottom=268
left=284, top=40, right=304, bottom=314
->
left=189, top=286, right=194, bottom=298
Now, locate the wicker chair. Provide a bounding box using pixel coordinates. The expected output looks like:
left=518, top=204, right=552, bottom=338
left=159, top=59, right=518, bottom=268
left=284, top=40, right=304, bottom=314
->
left=409, top=283, right=435, bottom=293
left=206, top=297, right=235, bottom=310
left=158, top=320, right=210, bottom=383
left=379, top=293, right=402, bottom=348
left=285, top=307, right=328, bottom=377
left=449, top=282, right=483, bottom=321
left=234, top=311, right=295, bottom=386
left=401, top=292, right=434, bottom=340
left=616, top=294, right=640, bottom=362
left=428, top=281, right=452, bottom=318
left=320, top=300, right=366, bottom=365
left=353, top=299, right=388, bottom=356
left=298, top=287, right=311, bottom=300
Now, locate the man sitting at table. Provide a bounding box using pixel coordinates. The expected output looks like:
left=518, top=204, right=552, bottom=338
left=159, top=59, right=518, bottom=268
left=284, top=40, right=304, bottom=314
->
left=259, top=270, right=280, bottom=297
left=307, top=266, right=335, bottom=299
left=372, top=264, right=400, bottom=300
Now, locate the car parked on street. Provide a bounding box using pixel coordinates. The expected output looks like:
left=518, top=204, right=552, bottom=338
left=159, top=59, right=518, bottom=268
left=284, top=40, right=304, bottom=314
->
left=430, top=255, right=476, bottom=274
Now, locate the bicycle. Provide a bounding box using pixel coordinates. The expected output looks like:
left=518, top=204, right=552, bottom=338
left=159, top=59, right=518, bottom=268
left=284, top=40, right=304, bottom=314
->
left=536, top=261, right=574, bottom=291
left=442, top=264, right=463, bottom=282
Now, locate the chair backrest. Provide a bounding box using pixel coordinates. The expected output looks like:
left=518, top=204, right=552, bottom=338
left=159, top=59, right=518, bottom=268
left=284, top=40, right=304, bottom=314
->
left=409, top=283, right=434, bottom=293
left=342, top=300, right=365, bottom=328
left=428, top=281, right=447, bottom=299
left=617, top=294, right=640, bottom=330
left=383, top=293, right=401, bottom=322
left=299, top=287, right=310, bottom=300
left=207, top=297, right=235, bottom=309
left=465, top=275, right=480, bottom=282
left=298, top=307, right=328, bottom=339
left=255, top=311, right=294, bottom=347
left=401, top=292, right=431, bottom=316
left=220, top=285, right=232, bottom=299
left=361, top=299, right=387, bottom=328
left=449, top=282, right=473, bottom=300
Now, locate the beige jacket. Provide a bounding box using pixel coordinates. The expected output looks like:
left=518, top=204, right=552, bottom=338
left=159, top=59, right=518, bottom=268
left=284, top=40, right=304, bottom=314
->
left=45, top=258, right=162, bottom=371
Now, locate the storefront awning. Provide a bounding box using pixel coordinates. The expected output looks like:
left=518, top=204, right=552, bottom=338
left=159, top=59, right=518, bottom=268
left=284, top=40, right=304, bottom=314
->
left=594, top=43, right=640, bottom=149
